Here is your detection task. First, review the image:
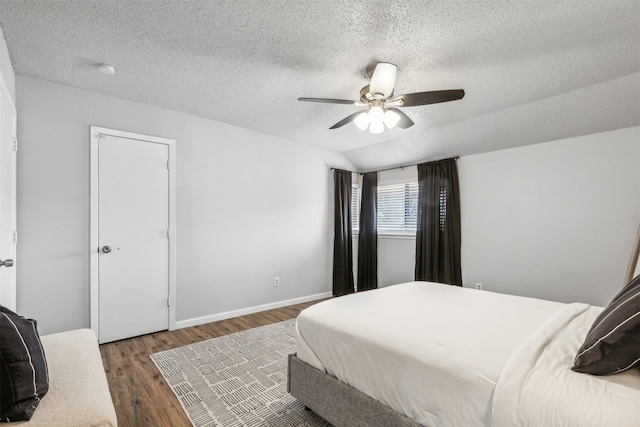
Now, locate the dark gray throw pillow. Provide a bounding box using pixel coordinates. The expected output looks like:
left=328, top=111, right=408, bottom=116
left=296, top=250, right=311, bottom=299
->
left=572, top=274, right=640, bottom=375
left=0, top=305, right=49, bottom=421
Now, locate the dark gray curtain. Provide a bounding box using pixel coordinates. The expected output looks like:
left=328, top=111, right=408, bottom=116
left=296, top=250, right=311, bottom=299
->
left=415, top=158, right=462, bottom=286
left=333, top=169, right=355, bottom=296
left=357, top=172, right=377, bottom=291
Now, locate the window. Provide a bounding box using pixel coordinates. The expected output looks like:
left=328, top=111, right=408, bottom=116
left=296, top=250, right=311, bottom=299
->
left=350, top=180, right=418, bottom=236
left=351, top=183, right=360, bottom=234
left=377, top=182, right=418, bottom=235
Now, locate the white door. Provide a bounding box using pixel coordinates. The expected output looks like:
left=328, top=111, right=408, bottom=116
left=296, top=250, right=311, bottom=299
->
left=93, top=130, right=173, bottom=343
left=0, top=78, right=17, bottom=310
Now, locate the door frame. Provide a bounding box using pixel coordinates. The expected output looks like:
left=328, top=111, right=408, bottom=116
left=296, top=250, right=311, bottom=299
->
left=89, top=126, right=176, bottom=337
left=0, top=71, right=17, bottom=311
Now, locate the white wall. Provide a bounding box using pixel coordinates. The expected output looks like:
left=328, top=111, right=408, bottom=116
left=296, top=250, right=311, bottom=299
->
left=0, top=27, right=14, bottom=103
left=16, top=76, right=354, bottom=334
left=459, top=127, right=639, bottom=306
left=378, top=237, right=415, bottom=286
left=375, top=127, right=640, bottom=306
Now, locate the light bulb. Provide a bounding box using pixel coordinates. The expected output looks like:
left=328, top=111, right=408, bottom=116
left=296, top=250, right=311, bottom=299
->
left=369, top=120, right=384, bottom=134
left=368, top=106, right=384, bottom=125
left=354, top=112, right=369, bottom=130
left=383, top=109, right=400, bottom=129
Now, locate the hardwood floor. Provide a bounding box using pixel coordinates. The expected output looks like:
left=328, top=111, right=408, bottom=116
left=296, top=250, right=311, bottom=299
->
left=99, top=299, right=326, bottom=427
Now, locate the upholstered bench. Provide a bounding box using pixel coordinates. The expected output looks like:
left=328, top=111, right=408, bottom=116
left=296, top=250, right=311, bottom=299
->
left=7, top=329, right=117, bottom=426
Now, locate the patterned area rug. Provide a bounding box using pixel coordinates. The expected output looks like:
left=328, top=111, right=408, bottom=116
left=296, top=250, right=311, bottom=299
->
left=150, top=319, right=331, bottom=427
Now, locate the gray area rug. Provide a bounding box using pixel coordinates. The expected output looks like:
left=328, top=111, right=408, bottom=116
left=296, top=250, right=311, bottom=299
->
left=150, top=319, right=331, bottom=426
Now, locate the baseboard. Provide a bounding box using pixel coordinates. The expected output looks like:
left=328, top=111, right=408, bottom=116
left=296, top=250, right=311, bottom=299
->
left=173, top=292, right=332, bottom=330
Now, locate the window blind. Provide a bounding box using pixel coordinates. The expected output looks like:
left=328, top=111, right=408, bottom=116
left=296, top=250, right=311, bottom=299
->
left=351, top=183, right=360, bottom=233
left=377, top=182, right=418, bottom=234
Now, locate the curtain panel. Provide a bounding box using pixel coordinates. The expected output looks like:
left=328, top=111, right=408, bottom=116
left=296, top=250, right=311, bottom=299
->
left=333, top=169, right=355, bottom=296
left=357, top=172, right=378, bottom=291
left=415, top=158, right=462, bottom=286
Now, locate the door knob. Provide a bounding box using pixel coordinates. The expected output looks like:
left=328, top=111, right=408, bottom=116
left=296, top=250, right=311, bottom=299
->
left=102, top=246, right=112, bottom=254
left=0, top=259, right=14, bottom=267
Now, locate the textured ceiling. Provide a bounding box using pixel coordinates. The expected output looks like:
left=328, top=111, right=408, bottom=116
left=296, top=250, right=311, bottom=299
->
left=0, top=0, right=639, bottom=171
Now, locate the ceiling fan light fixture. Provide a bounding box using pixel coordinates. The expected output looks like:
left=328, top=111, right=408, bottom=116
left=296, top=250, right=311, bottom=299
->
left=383, top=109, right=400, bottom=129
left=354, top=112, right=370, bottom=130
left=368, top=106, right=384, bottom=124
left=369, top=120, right=384, bottom=134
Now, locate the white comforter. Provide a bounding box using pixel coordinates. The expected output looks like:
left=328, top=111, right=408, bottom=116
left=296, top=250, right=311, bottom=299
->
left=492, top=303, right=640, bottom=427
left=296, top=282, right=566, bottom=427
left=296, top=282, right=640, bottom=427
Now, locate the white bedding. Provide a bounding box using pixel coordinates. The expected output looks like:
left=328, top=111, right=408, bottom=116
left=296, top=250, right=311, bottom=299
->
left=492, top=303, right=640, bottom=427
left=297, top=281, right=640, bottom=427
left=296, top=281, right=567, bottom=427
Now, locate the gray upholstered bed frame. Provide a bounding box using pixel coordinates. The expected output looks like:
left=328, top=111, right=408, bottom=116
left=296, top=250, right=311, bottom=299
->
left=287, top=353, right=422, bottom=427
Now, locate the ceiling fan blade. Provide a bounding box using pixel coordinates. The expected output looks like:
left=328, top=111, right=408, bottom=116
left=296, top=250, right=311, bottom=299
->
left=298, top=97, right=357, bottom=105
left=369, top=63, right=397, bottom=98
left=330, top=111, right=365, bottom=129
left=387, top=108, right=414, bottom=129
left=394, top=89, right=465, bottom=107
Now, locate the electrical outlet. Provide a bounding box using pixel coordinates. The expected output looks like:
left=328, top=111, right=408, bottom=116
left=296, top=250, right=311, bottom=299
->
left=274, top=277, right=280, bottom=287
left=476, top=283, right=482, bottom=290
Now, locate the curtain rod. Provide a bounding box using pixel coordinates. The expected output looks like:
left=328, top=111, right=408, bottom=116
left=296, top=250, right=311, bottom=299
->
left=330, top=156, right=459, bottom=175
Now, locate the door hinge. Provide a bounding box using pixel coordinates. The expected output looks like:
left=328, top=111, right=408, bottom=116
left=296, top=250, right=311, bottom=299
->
left=12, top=137, right=17, bottom=152
left=167, top=228, right=171, bottom=239
left=12, top=230, right=17, bottom=243
left=167, top=298, right=171, bottom=307
left=167, top=161, right=170, bottom=170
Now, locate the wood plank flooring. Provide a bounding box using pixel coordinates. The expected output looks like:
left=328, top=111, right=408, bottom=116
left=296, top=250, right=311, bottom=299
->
left=99, top=299, right=326, bottom=427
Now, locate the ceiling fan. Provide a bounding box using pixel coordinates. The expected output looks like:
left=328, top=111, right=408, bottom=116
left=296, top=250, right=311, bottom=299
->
left=298, top=62, right=465, bottom=134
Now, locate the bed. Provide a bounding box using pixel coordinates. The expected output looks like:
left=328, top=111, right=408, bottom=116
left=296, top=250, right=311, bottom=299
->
left=288, top=281, right=640, bottom=427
